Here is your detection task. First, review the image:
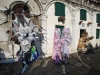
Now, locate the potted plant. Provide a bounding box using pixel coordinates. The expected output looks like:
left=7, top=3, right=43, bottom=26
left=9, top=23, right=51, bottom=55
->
left=87, top=22, right=92, bottom=27
left=79, top=20, right=83, bottom=25
left=58, top=16, right=66, bottom=24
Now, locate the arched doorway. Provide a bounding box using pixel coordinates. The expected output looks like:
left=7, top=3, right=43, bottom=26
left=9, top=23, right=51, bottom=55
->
left=11, top=2, right=40, bottom=25
left=46, top=2, right=72, bottom=55
left=12, top=4, right=30, bottom=25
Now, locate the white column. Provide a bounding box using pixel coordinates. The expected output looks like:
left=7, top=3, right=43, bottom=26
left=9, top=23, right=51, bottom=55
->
left=71, top=18, right=75, bottom=49
left=41, top=13, right=47, bottom=56
left=91, top=22, right=96, bottom=47
left=90, top=12, right=96, bottom=47
left=71, top=18, right=77, bottom=53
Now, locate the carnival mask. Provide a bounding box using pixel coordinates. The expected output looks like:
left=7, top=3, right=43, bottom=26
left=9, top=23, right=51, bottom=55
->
left=11, top=11, right=38, bottom=52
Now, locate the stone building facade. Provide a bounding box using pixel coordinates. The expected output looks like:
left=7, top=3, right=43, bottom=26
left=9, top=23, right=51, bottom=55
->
left=0, top=0, right=100, bottom=59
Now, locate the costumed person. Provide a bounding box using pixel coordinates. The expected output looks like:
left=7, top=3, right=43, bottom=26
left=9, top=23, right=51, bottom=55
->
left=30, top=40, right=39, bottom=61
left=61, top=28, right=72, bottom=64
left=84, top=31, right=94, bottom=52
left=34, top=25, right=45, bottom=59
left=52, top=28, right=62, bottom=64
left=9, top=10, right=40, bottom=74
left=77, top=33, right=87, bottom=53
left=6, top=8, right=45, bottom=73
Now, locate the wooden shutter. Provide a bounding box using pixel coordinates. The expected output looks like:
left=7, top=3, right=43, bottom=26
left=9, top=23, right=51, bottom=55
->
left=96, top=29, right=99, bottom=39
left=80, top=9, right=87, bottom=21
left=55, top=2, right=65, bottom=16
left=96, top=14, right=100, bottom=23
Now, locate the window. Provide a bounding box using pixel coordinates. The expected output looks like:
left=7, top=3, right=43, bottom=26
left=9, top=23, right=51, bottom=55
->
left=96, top=14, right=100, bottom=23
left=96, top=29, right=100, bottom=39
left=55, top=2, right=65, bottom=16
left=80, top=9, right=87, bottom=21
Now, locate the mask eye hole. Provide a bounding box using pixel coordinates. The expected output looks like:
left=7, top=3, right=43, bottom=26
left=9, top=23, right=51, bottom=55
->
left=16, top=33, right=21, bottom=37
left=18, top=34, right=21, bottom=36
left=33, top=34, right=35, bottom=37
left=26, top=33, right=29, bottom=37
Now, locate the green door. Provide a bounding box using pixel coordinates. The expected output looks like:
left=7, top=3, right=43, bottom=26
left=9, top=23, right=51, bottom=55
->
left=55, top=25, right=64, bottom=37
left=80, top=29, right=86, bottom=38
left=96, top=29, right=100, bottom=39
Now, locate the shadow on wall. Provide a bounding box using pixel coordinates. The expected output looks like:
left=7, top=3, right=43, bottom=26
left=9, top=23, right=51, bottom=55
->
left=0, top=48, right=5, bottom=60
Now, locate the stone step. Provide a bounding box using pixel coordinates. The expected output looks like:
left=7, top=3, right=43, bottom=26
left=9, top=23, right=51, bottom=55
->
left=0, top=57, right=18, bottom=64
left=0, top=54, right=51, bottom=64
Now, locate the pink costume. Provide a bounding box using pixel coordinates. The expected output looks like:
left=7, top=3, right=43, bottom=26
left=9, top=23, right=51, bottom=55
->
left=52, top=28, right=62, bottom=63
left=61, top=28, right=71, bottom=63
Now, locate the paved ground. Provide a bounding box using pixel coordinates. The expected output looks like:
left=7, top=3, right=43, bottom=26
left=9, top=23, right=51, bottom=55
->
left=0, top=48, right=100, bottom=75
